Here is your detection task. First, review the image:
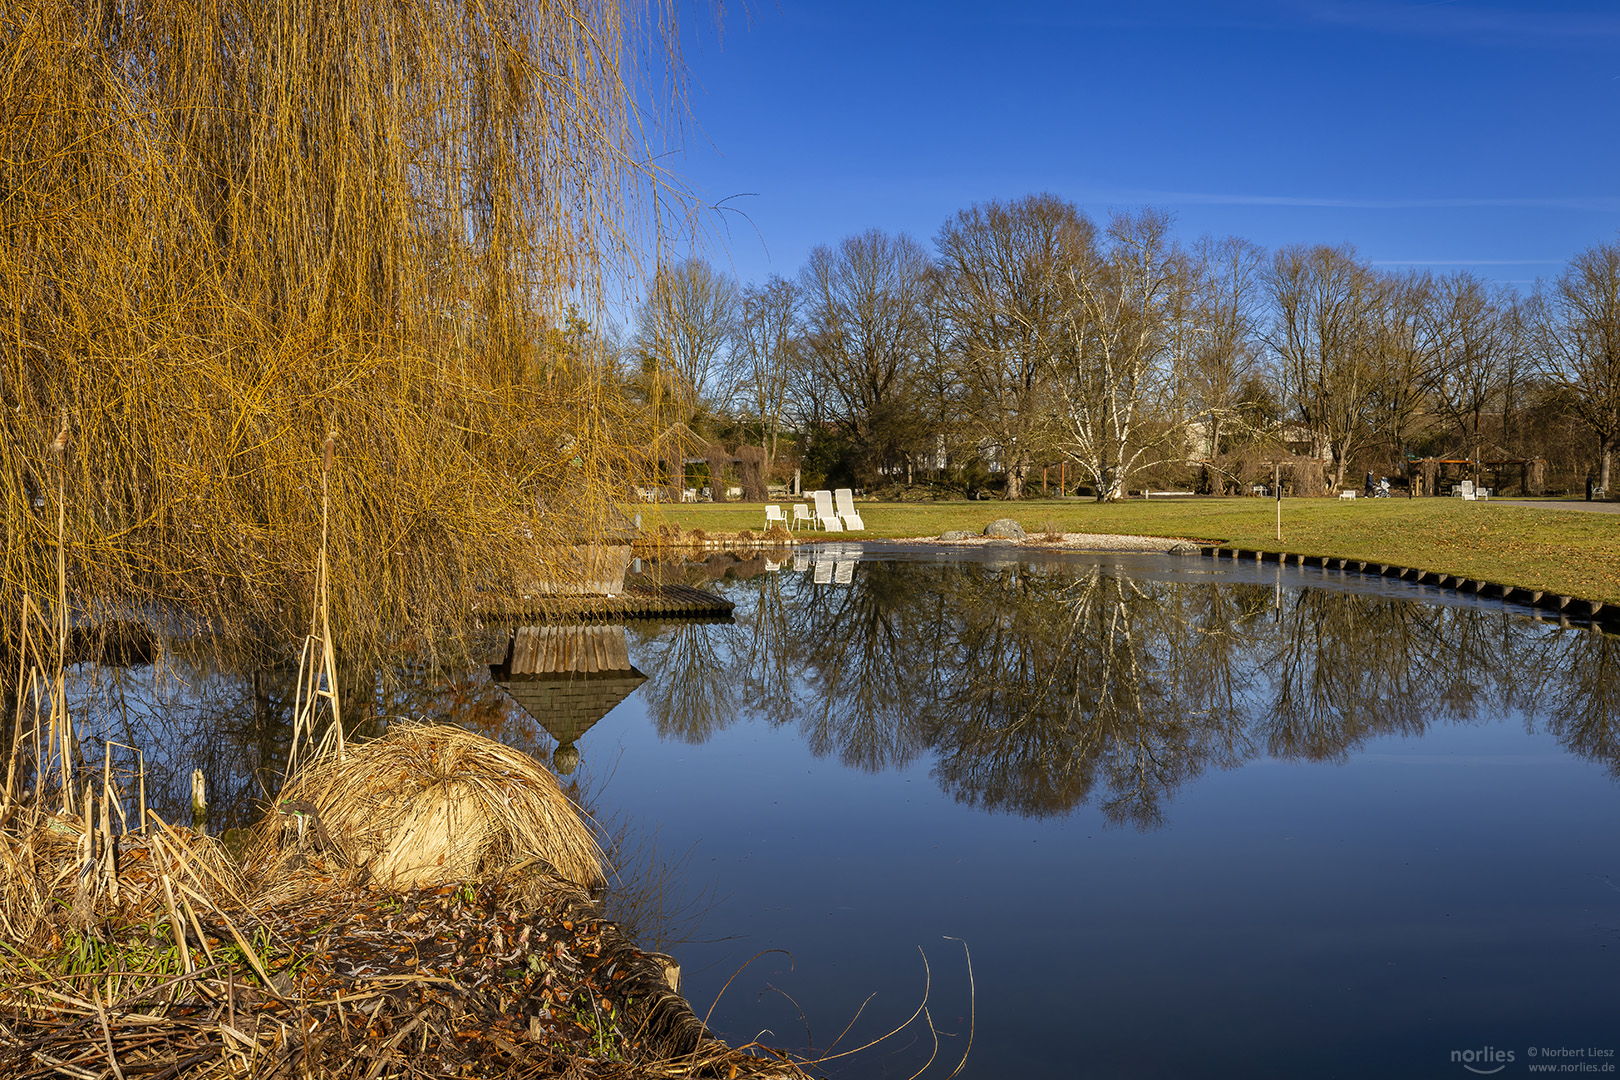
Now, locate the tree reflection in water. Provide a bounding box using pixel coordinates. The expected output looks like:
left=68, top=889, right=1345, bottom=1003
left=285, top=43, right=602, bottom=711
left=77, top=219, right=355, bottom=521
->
left=39, top=554, right=1620, bottom=834
left=631, top=553, right=1620, bottom=828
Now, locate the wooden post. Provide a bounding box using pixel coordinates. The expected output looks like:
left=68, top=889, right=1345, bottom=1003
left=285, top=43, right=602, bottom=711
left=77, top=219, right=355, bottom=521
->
left=191, top=768, right=207, bottom=834
left=1042, top=466, right=1048, bottom=496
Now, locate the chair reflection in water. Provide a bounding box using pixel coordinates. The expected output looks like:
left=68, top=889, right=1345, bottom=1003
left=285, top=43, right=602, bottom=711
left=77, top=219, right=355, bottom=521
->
left=806, top=543, right=858, bottom=585
left=490, top=624, right=646, bottom=775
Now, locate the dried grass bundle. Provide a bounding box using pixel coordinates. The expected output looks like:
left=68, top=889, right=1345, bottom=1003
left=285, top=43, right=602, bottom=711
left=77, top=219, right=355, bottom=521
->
left=248, top=724, right=604, bottom=902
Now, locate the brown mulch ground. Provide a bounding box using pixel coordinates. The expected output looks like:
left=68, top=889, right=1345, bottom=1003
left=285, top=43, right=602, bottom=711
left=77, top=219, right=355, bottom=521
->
left=1, top=841, right=803, bottom=1080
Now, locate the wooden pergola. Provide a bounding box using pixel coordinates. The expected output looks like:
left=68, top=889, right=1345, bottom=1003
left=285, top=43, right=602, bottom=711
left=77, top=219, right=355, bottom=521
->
left=1414, top=457, right=1545, bottom=497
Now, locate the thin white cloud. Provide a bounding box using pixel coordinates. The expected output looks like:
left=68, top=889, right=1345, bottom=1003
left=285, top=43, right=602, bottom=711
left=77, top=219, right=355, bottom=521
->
left=1278, top=0, right=1620, bottom=42
left=1370, top=258, right=1566, bottom=266
left=1073, top=188, right=1620, bottom=213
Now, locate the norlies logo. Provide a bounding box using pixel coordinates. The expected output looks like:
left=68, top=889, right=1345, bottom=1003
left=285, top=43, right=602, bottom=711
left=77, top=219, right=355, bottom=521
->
left=1454, top=1047, right=1516, bottom=1074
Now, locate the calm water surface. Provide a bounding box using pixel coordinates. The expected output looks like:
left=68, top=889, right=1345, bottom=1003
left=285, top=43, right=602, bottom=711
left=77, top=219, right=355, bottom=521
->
left=63, top=545, right=1620, bottom=1078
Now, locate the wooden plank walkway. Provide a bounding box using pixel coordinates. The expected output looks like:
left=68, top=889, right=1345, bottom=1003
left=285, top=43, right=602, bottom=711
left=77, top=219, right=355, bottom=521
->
left=1200, top=546, right=1616, bottom=628
left=490, top=582, right=734, bottom=622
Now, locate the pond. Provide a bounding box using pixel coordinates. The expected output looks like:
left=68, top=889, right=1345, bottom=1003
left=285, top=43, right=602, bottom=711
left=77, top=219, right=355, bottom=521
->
left=54, top=545, right=1620, bottom=1078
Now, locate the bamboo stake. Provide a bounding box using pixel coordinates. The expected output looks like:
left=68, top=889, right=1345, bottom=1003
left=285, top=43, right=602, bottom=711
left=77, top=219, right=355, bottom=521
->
left=1274, top=461, right=1282, bottom=542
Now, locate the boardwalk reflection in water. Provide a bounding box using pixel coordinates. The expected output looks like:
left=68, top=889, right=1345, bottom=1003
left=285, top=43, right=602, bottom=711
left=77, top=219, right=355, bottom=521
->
left=490, top=625, right=647, bottom=775
left=628, top=549, right=1620, bottom=826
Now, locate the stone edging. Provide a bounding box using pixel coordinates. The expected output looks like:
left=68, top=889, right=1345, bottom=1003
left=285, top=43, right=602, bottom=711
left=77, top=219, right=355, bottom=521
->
left=1202, top=546, right=1614, bottom=628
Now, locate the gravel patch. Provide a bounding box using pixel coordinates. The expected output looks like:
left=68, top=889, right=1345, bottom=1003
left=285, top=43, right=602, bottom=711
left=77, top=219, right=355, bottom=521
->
left=895, top=532, right=1198, bottom=552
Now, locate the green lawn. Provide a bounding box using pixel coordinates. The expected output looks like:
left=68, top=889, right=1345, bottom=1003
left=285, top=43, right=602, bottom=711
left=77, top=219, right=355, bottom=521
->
left=633, top=496, right=1620, bottom=604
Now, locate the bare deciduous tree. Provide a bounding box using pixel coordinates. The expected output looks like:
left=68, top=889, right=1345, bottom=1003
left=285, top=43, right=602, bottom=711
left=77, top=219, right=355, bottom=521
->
left=635, top=257, right=738, bottom=416
left=1528, top=240, right=1620, bottom=492
left=729, top=275, right=801, bottom=474
left=1187, top=234, right=1268, bottom=463
left=1431, top=272, right=1514, bottom=478
left=1053, top=209, right=1197, bottom=501
left=799, top=230, right=933, bottom=483
left=1362, top=270, right=1441, bottom=475
left=1267, top=244, right=1374, bottom=490
left=934, top=194, right=1094, bottom=499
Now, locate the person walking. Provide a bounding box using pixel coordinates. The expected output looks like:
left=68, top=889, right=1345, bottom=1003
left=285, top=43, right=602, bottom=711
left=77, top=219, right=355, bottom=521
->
left=1586, top=473, right=1595, bottom=502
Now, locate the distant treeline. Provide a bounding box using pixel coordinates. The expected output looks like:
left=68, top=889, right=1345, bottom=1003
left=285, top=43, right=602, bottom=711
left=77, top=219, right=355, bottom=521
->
left=628, top=195, right=1620, bottom=499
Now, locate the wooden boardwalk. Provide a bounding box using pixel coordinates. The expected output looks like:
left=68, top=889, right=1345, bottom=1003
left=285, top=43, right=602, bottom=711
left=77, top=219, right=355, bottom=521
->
left=490, top=582, right=734, bottom=622
left=1201, top=546, right=1615, bottom=628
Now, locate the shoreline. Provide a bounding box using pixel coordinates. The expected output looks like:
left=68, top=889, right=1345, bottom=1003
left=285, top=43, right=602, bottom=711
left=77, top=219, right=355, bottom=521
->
left=882, top=531, right=1200, bottom=552
left=652, top=532, right=1618, bottom=632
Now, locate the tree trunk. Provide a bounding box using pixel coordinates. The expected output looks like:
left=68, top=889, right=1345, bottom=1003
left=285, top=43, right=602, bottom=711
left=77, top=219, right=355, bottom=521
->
left=1602, top=436, right=1613, bottom=494
left=1473, top=407, right=1483, bottom=485
left=1004, top=463, right=1025, bottom=500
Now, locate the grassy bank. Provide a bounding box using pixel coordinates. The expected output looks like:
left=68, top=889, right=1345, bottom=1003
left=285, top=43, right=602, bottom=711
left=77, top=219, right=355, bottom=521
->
left=634, top=497, right=1620, bottom=604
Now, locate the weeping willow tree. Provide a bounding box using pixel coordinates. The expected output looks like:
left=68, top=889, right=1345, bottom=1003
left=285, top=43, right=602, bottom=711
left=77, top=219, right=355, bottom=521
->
left=0, top=0, right=681, bottom=649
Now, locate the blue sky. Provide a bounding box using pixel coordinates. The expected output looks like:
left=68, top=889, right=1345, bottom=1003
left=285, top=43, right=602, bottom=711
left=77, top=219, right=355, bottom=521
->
left=647, top=0, right=1620, bottom=291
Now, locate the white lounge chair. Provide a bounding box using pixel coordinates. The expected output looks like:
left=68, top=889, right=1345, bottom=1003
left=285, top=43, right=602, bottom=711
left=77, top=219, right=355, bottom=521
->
left=833, top=488, right=865, bottom=530
left=765, top=504, right=787, bottom=531
left=811, top=489, right=843, bottom=531
left=833, top=559, right=854, bottom=585
left=791, top=503, right=812, bottom=530
left=812, top=559, right=833, bottom=584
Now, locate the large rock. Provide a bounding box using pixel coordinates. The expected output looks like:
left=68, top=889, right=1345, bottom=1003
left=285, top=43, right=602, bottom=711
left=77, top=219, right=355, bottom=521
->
left=983, top=518, right=1027, bottom=540
left=1169, top=541, right=1201, bottom=555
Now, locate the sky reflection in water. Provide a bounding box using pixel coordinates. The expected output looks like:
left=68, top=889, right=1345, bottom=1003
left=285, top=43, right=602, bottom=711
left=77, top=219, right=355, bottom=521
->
left=590, top=546, right=1618, bottom=1079
left=56, top=546, right=1620, bottom=1078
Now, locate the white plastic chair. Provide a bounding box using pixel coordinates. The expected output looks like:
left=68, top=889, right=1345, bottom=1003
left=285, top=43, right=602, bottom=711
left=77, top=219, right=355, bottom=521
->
left=833, top=488, right=865, bottom=530
left=764, top=504, right=787, bottom=531
left=791, top=504, right=812, bottom=531
left=812, top=490, right=843, bottom=531
left=1459, top=480, right=1476, bottom=501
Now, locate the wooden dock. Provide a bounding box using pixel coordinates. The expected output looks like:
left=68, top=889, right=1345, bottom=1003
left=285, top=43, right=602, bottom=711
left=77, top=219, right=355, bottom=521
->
left=488, top=581, right=734, bottom=622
